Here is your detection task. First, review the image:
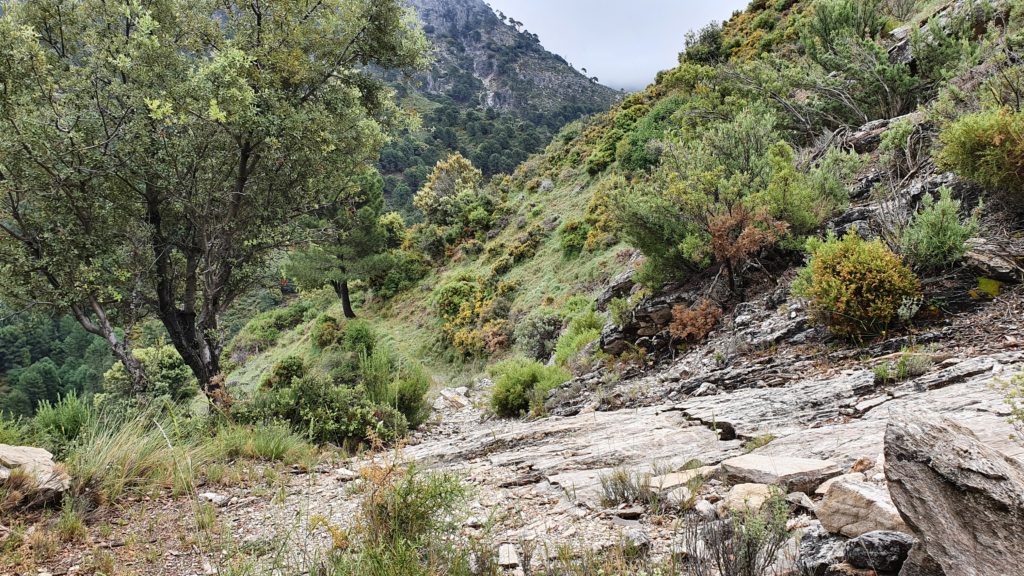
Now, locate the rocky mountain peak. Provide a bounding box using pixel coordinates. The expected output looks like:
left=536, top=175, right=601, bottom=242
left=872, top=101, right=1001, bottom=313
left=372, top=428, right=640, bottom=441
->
left=403, top=0, right=620, bottom=114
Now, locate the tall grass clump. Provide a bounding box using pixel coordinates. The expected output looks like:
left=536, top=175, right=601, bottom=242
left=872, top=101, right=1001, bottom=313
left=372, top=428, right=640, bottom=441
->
left=33, top=392, right=95, bottom=459
left=68, top=411, right=211, bottom=504
left=329, top=461, right=469, bottom=576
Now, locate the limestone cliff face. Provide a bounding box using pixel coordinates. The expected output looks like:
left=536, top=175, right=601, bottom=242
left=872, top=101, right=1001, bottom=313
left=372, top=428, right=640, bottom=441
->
left=404, top=0, right=620, bottom=116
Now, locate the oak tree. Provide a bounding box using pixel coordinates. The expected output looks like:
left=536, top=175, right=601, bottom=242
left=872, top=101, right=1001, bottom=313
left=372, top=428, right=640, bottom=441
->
left=0, top=0, right=427, bottom=400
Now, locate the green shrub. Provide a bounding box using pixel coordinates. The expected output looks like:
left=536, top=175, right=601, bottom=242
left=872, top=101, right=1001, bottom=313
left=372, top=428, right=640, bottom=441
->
left=900, top=187, right=979, bottom=272
left=513, top=308, right=564, bottom=361
left=554, top=328, right=602, bottom=368
left=362, top=249, right=430, bottom=300
left=359, top=345, right=432, bottom=429
left=432, top=278, right=479, bottom=322
left=392, top=363, right=433, bottom=430
left=937, top=108, right=1024, bottom=202
left=359, top=464, right=467, bottom=546
left=359, top=345, right=396, bottom=405
left=0, top=415, right=29, bottom=445
left=33, top=393, right=94, bottom=459
left=553, top=308, right=605, bottom=368
left=102, top=344, right=198, bottom=403
left=342, top=320, right=376, bottom=356
left=235, top=376, right=408, bottom=447
left=558, top=219, right=591, bottom=257
left=489, top=357, right=571, bottom=418
left=223, top=299, right=315, bottom=367
left=261, top=355, right=306, bottom=389
left=311, top=314, right=343, bottom=349
left=794, top=231, right=921, bottom=338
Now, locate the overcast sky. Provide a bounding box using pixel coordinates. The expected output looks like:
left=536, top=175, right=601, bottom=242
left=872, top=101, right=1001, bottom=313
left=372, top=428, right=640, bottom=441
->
left=484, top=0, right=748, bottom=91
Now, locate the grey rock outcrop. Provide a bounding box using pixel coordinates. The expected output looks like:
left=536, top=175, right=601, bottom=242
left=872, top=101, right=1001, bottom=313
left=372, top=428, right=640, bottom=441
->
left=0, top=444, right=70, bottom=505
left=884, top=411, right=1024, bottom=576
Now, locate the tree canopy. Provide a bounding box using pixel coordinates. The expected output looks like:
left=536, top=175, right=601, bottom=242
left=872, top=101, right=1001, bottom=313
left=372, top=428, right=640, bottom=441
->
left=0, top=0, right=427, bottom=399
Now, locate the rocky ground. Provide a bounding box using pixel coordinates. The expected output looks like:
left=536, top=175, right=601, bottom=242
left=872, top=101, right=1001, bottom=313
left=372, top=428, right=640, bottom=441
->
left=214, top=282, right=1024, bottom=574
left=6, top=285, right=1023, bottom=575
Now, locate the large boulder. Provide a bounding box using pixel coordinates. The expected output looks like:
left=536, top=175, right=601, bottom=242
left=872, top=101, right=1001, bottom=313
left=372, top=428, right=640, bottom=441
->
left=816, top=479, right=906, bottom=537
left=0, top=444, right=70, bottom=505
left=721, top=454, right=842, bottom=494
left=884, top=411, right=1024, bottom=576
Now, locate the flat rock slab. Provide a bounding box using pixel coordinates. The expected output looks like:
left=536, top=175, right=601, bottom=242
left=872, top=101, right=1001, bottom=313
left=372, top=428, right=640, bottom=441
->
left=742, top=353, right=1024, bottom=469
left=405, top=405, right=740, bottom=507
left=721, top=454, right=841, bottom=493
left=645, top=466, right=719, bottom=492
left=720, top=483, right=774, bottom=515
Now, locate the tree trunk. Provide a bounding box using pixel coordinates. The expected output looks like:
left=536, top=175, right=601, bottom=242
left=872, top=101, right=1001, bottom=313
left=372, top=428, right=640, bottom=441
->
left=146, top=195, right=227, bottom=404
left=332, top=279, right=356, bottom=319
left=70, top=301, right=148, bottom=396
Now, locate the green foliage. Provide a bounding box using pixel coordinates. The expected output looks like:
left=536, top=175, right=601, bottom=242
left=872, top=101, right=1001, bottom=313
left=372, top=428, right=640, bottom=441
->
left=0, top=313, right=113, bottom=417
left=0, top=416, right=29, bottom=445
left=794, top=231, right=921, bottom=338
left=414, top=153, right=496, bottom=237
left=313, top=314, right=345, bottom=350
left=758, top=144, right=863, bottom=238
left=937, top=108, right=1024, bottom=202
left=33, top=393, right=95, bottom=460
left=343, top=320, right=377, bottom=356
left=211, top=423, right=314, bottom=465
left=615, top=95, right=687, bottom=172
left=224, top=299, right=315, bottom=367
left=900, top=187, right=979, bottom=272
left=329, top=462, right=468, bottom=576
left=489, top=357, right=570, bottom=418
left=360, top=464, right=467, bottom=547
left=102, top=343, right=198, bottom=403
left=432, top=276, right=515, bottom=357
left=361, top=249, right=430, bottom=299
left=0, top=0, right=428, bottom=397
left=262, top=356, right=306, bottom=390
left=553, top=308, right=605, bottom=368
left=392, top=363, right=433, bottom=430
left=235, top=376, right=408, bottom=447
left=513, top=308, right=565, bottom=361
left=803, top=0, right=888, bottom=57
left=558, top=219, right=592, bottom=258
left=680, top=22, right=725, bottom=65
left=612, top=108, right=855, bottom=290
left=286, top=171, right=405, bottom=311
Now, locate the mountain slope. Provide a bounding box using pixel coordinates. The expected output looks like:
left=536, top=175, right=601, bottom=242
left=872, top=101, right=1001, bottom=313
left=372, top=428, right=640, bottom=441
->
left=378, top=0, right=620, bottom=214
left=406, top=0, right=620, bottom=114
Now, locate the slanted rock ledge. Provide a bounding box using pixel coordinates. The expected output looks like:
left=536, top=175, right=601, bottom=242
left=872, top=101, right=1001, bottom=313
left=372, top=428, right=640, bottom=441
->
left=884, top=410, right=1024, bottom=576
